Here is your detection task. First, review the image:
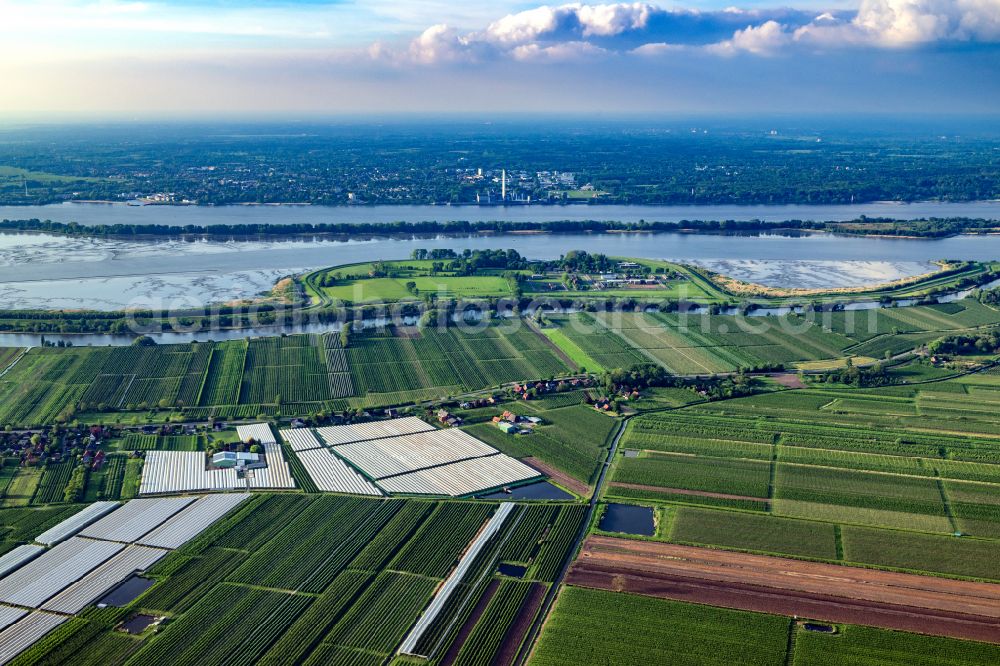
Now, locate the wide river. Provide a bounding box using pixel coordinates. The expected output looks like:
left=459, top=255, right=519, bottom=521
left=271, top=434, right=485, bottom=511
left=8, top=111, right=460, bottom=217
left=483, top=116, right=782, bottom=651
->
left=3, top=228, right=1000, bottom=312
left=2, top=200, right=1000, bottom=226
left=0, top=200, right=998, bottom=312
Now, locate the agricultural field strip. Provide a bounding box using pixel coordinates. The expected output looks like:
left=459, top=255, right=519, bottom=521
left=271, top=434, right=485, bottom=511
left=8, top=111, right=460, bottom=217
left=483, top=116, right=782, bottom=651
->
left=39, top=544, right=168, bottom=614
left=315, top=416, right=435, bottom=446
left=282, top=427, right=328, bottom=452
left=138, top=441, right=295, bottom=495
left=0, top=493, right=259, bottom=660
left=136, top=494, right=251, bottom=549
left=0, top=605, right=26, bottom=632
left=0, top=611, right=67, bottom=665
left=292, top=448, right=383, bottom=496
left=376, top=455, right=542, bottom=497
left=639, top=408, right=1000, bottom=460
left=0, top=546, right=45, bottom=578
left=332, top=429, right=500, bottom=480
left=79, top=496, right=195, bottom=543
left=399, top=502, right=516, bottom=657
left=33, top=501, right=120, bottom=545
left=575, top=537, right=1000, bottom=617
left=776, top=453, right=1000, bottom=485
left=235, top=422, right=277, bottom=444
left=0, top=537, right=124, bottom=608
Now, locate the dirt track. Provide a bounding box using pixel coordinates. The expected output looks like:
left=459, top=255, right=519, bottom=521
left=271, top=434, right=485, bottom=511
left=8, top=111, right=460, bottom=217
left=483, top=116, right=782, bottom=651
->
left=567, top=536, right=1000, bottom=643
left=524, top=457, right=590, bottom=497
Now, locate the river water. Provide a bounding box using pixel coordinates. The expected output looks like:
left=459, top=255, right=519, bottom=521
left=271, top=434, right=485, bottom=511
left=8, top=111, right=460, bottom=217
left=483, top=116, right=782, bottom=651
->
left=3, top=229, right=1000, bottom=312
left=2, top=200, right=1000, bottom=226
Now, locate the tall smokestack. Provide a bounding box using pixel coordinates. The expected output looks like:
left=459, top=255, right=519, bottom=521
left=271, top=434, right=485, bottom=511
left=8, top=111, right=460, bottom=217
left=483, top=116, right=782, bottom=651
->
left=501, top=169, right=506, bottom=201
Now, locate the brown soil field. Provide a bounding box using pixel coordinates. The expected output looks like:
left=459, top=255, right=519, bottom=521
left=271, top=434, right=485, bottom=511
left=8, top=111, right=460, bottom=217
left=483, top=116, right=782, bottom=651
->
left=608, top=482, right=770, bottom=504
left=566, top=536, right=1000, bottom=643
left=494, top=582, right=546, bottom=666
left=441, top=579, right=500, bottom=666
left=769, top=373, right=807, bottom=389
left=524, top=457, right=590, bottom=497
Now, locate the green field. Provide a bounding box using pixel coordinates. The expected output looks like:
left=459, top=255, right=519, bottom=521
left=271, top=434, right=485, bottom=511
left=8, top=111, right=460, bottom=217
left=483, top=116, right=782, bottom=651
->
left=531, top=586, right=790, bottom=666
left=324, top=275, right=515, bottom=303
left=606, top=389, right=1000, bottom=576
left=532, top=588, right=1000, bottom=666
left=669, top=506, right=838, bottom=559
left=793, top=624, right=1000, bottom=666
left=346, top=326, right=570, bottom=408
left=11, top=495, right=585, bottom=666
left=612, top=452, right=771, bottom=498
left=467, top=403, right=617, bottom=485
left=0, top=323, right=576, bottom=425
left=539, top=327, right=604, bottom=372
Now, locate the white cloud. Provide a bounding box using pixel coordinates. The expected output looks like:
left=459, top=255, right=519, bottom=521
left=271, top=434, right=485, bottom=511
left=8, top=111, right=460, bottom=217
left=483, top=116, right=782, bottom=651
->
left=630, top=41, right=687, bottom=55
left=10, top=1, right=999, bottom=67
left=511, top=40, right=609, bottom=61
left=484, top=3, right=655, bottom=44
left=408, top=24, right=467, bottom=64
left=381, top=1, right=1000, bottom=66
left=710, top=20, right=790, bottom=56
left=796, top=0, right=1000, bottom=47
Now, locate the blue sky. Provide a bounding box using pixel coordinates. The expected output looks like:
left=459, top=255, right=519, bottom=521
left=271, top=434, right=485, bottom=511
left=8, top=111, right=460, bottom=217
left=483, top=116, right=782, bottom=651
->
left=1, top=1, right=998, bottom=117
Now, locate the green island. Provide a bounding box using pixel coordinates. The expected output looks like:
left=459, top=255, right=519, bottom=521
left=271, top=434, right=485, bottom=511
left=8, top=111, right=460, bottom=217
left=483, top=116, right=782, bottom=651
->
left=3, top=250, right=998, bottom=335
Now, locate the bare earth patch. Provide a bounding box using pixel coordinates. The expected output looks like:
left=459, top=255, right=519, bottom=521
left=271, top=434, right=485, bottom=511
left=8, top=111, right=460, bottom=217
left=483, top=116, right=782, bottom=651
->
left=566, top=536, right=1000, bottom=643
left=768, top=373, right=807, bottom=389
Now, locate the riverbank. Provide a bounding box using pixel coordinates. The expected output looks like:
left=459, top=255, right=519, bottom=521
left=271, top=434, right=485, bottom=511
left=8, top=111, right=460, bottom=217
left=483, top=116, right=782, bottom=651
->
left=5, top=216, right=1000, bottom=241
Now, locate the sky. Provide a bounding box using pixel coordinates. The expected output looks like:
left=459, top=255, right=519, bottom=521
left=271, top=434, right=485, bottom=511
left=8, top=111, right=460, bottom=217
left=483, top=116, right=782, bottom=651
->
left=1, top=0, right=998, bottom=117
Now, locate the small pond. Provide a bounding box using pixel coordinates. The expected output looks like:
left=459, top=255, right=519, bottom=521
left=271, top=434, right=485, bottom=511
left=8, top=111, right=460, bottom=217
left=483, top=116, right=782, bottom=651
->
left=803, top=623, right=837, bottom=634
left=599, top=503, right=655, bottom=536
left=497, top=563, right=528, bottom=579
left=119, top=614, right=160, bottom=635
left=98, top=575, right=156, bottom=606
left=479, top=481, right=574, bottom=501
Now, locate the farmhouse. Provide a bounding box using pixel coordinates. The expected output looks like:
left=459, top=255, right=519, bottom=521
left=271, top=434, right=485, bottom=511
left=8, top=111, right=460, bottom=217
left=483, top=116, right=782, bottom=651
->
left=210, top=451, right=261, bottom=469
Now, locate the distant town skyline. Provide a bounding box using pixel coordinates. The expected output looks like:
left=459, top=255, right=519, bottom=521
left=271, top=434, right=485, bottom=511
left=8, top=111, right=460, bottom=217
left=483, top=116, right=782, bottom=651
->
left=2, top=1, right=998, bottom=117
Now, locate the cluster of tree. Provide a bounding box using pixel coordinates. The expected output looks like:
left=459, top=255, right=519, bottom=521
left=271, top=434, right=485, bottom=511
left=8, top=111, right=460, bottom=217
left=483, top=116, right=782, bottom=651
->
left=602, top=363, right=763, bottom=400
left=552, top=250, right=615, bottom=273
left=410, top=248, right=529, bottom=273
left=62, top=464, right=89, bottom=502
left=977, top=287, right=1000, bottom=306
left=7, top=216, right=1000, bottom=242
left=815, top=360, right=894, bottom=387
left=929, top=331, right=1000, bottom=356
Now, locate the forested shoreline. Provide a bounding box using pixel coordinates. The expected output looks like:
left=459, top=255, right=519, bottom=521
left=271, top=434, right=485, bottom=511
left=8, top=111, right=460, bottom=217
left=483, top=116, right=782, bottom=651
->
left=1, top=215, right=997, bottom=240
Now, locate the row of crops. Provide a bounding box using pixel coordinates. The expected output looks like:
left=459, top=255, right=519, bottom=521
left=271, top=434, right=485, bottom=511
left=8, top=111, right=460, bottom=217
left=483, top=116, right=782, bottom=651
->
left=547, top=299, right=1000, bottom=376
left=0, top=504, right=80, bottom=557
left=609, top=392, right=1000, bottom=577
left=10, top=495, right=586, bottom=666
left=532, top=586, right=1000, bottom=666
left=0, top=320, right=581, bottom=426
left=346, top=326, right=572, bottom=406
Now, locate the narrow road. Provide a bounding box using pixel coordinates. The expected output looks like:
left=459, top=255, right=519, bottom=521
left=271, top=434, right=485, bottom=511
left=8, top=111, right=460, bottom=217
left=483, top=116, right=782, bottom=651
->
left=512, top=412, right=632, bottom=666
